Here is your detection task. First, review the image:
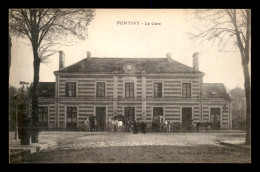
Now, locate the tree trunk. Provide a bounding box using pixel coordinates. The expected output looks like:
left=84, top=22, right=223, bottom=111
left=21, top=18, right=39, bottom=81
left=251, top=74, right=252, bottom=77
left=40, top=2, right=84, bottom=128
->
left=231, top=9, right=251, bottom=145
left=243, top=63, right=251, bottom=145
left=31, top=47, right=40, bottom=143
left=244, top=10, right=251, bottom=145
left=9, top=34, right=11, bottom=77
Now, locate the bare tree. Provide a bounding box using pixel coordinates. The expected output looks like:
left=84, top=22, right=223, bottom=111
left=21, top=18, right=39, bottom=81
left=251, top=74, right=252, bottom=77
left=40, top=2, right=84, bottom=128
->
left=188, top=9, right=251, bottom=145
left=9, top=9, right=95, bottom=143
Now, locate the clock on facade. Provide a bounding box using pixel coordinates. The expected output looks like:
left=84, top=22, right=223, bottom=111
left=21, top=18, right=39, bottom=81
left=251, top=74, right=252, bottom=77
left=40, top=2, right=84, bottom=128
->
left=126, top=64, right=133, bottom=71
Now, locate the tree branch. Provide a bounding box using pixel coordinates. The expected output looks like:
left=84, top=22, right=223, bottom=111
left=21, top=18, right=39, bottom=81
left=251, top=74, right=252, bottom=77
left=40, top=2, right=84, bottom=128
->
left=240, top=9, right=247, bottom=20
left=244, top=9, right=251, bottom=64
left=38, top=10, right=60, bottom=46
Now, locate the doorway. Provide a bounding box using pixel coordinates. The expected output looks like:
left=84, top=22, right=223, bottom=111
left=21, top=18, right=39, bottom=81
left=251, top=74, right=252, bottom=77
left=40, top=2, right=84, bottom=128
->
left=182, top=107, right=192, bottom=130
left=152, top=107, right=163, bottom=132
left=153, top=107, right=163, bottom=123
left=96, top=107, right=106, bottom=131
left=38, top=106, right=48, bottom=129
left=124, top=107, right=135, bottom=122
left=67, top=107, right=77, bottom=130
left=210, top=108, right=221, bottom=129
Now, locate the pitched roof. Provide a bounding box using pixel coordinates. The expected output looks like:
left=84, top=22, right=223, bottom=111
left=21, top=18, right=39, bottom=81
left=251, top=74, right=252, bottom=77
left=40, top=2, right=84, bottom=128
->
left=55, top=57, right=204, bottom=74
left=202, top=83, right=231, bottom=99
left=38, top=82, right=55, bottom=98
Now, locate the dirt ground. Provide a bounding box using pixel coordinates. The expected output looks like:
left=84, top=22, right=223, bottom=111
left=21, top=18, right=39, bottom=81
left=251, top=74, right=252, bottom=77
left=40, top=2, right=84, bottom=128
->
left=15, top=131, right=250, bottom=163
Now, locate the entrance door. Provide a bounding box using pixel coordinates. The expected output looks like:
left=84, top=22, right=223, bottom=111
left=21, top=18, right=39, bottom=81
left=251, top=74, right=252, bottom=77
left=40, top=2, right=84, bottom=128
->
left=67, top=107, right=77, bottom=130
left=153, top=107, right=163, bottom=123
left=124, top=107, right=135, bottom=122
left=152, top=107, right=163, bottom=132
left=210, top=108, right=221, bottom=129
left=96, top=107, right=106, bottom=131
left=38, top=106, right=48, bottom=130
left=182, top=107, right=192, bottom=130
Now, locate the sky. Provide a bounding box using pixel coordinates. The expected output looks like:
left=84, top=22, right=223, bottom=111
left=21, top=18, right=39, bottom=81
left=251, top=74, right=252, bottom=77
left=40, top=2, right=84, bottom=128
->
left=9, top=9, right=250, bottom=91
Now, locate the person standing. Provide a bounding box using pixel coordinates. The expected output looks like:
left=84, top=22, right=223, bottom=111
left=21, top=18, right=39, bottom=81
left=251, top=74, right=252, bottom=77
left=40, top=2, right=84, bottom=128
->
left=84, top=118, right=90, bottom=132
left=125, top=120, right=129, bottom=132
left=140, top=121, right=144, bottom=133
left=114, top=120, right=118, bottom=132
left=196, top=122, right=201, bottom=132
left=136, top=119, right=140, bottom=133
left=205, top=121, right=209, bottom=132
left=94, top=119, right=97, bottom=132
left=133, top=120, right=138, bottom=134
left=89, top=117, right=94, bottom=132
left=147, top=122, right=151, bottom=133
left=164, top=121, right=168, bottom=132
left=129, top=120, right=133, bottom=132
left=118, top=120, right=123, bottom=132
left=141, top=121, right=147, bottom=134
left=167, top=121, right=171, bottom=133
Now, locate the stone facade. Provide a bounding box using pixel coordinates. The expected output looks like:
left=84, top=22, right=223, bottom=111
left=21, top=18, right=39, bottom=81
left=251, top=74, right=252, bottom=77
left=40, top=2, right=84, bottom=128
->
left=28, top=52, right=232, bottom=130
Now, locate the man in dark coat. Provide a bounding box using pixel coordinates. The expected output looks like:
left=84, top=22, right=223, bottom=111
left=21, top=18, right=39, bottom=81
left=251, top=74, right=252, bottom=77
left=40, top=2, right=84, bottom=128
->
left=89, top=116, right=95, bottom=132
left=126, top=120, right=131, bottom=132
left=141, top=121, right=147, bottom=134
left=133, top=120, right=138, bottom=134
left=196, top=122, right=201, bottom=132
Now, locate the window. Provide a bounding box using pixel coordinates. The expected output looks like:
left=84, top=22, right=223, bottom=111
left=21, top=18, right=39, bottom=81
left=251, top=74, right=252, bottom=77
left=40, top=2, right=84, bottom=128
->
left=124, top=107, right=135, bottom=121
left=96, top=82, right=105, bottom=97
left=66, top=82, right=76, bottom=97
left=154, top=83, right=162, bottom=98
left=125, top=82, right=134, bottom=98
left=38, top=106, right=48, bottom=123
left=182, top=83, right=191, bottom=98
left=67, top=107, right=77, bottom=123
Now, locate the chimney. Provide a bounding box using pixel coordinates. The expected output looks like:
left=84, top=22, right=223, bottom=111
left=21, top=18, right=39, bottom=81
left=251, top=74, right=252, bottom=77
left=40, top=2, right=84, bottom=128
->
left=192, top=52, right=199, bottom=70
left=87, top=51, right=91, bottom=61
left=166, top=53, right=171, bottom=61
left=59, top=51, right=65, bottom=69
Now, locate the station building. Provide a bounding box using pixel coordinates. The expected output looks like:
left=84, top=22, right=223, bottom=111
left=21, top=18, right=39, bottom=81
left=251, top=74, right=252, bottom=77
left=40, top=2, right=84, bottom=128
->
left=29, top=51, right=232, bottom=131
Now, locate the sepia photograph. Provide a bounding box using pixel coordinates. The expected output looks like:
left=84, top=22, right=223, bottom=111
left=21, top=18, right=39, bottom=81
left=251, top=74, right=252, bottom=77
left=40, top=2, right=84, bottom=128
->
left=8, top=8, right=251, bottom=163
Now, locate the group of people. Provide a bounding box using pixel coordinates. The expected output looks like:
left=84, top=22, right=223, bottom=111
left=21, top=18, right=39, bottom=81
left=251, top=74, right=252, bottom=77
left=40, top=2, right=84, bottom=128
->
left=84, top=117, right=97, bottom=132
left=83, top=117, right=179, bottom=133
left=107, top=119, right=148, bottom=134
left=121, top=120, right=177, bottom=134
left=84, top=117, right=150, bottom=133
left=84, top=117, right=209, bottom=133
left=106, top=119, right=124, bottom=132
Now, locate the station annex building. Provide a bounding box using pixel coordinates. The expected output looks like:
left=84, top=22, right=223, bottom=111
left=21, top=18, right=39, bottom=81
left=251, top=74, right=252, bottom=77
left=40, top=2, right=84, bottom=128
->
left=29, top=51, right=232, bottom=131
